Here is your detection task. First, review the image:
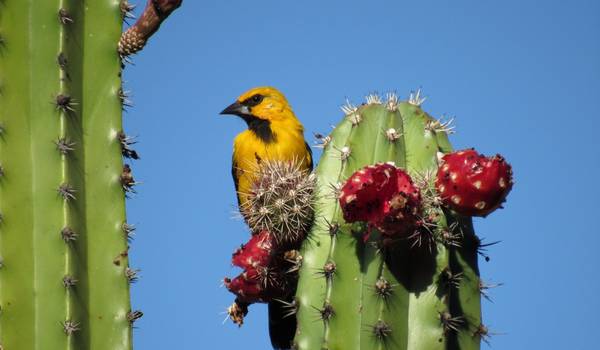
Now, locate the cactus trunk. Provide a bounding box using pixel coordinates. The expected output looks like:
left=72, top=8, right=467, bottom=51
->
left=294, top=97, right=482, bottom=350
left=0, top=1, right=132, bottom=349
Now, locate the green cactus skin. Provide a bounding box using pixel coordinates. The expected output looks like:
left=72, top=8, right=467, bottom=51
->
left=294, top=94, right=482, bottom=350
left=0, top=1, right=134, bottom=349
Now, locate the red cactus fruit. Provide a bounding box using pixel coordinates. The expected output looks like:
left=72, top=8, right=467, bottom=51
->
left=339, top=163, right=421, bottom=236
left=435, top=149, right=513, bottom=217
left=373, top=169, right=422, bottom=236
left=224, top=231, right=287, bottom=303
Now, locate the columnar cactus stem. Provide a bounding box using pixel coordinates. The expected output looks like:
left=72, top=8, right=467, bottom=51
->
left=294, top=95, right=482, bottom=350
left=0, top=1, right=138, bottom=349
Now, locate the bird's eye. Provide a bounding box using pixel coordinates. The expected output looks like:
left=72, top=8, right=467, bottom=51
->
left=252, top=94, right=263, bottom=103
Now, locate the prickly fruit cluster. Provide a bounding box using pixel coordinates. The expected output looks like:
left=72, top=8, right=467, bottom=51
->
left=339, top=163, right=421, bottom=236
left=241, top=160, right=316, bottom=248
left=224, top=231, right=288, bottom=304
left=436, top=149, right=513, bottom=216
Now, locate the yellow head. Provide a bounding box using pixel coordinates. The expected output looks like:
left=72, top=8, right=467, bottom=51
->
left=220, top=87, right=301, bottom=143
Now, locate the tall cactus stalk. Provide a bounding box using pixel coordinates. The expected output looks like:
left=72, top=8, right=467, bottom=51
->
left=294, top=94, right=485, bottom=350
left=0, top=1, right=179, bottom=348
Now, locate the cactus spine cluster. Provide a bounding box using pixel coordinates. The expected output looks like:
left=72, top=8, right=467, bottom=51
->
left=0, top=1, right=179, bottom=349
left=294, top=93, right=484, bottom=350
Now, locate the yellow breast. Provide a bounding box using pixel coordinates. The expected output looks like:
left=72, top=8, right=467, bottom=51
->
left=233, top=126, right=312, bottom=206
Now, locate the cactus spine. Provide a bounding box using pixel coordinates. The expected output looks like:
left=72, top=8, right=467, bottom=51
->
left=0, top=1, right=147, bottom=348
left=294, top=94, right=482, bottom=350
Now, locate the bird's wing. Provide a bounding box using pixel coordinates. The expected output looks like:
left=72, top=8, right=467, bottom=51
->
left=304, top=141, right=313, bottom=171
left=231, top=155, right=241, bottom=207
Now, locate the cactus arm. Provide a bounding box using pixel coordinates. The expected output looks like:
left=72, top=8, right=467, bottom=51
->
left=0, top=1, right=71, bottom=348
left=295, top=98, right=482, bottom=350
left=0, top=1, right=132, bottom=349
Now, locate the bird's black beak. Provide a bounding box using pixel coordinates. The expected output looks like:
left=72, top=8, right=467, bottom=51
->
left=220, top=101, right=250, bottom=116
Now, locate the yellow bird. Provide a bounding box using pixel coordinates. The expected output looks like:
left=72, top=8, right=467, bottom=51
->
left=220, top=86, right=313, bottom=208
left=220, top=86, right=312, bottom=349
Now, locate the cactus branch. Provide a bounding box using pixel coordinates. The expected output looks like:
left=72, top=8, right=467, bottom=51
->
left=118, top=0, right=183, bottom=57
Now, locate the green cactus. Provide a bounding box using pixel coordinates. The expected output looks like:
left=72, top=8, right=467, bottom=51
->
left=0, top=1, right=179, bottom=349
left=294, top=92, right=484, bottom=350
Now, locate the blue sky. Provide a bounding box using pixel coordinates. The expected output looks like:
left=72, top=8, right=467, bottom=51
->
left=124, top=1, right=600, bottom=349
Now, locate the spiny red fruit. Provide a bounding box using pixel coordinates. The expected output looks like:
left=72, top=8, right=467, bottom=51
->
left=373, top=169, right=422, bottom=236
left=224, top=231, right=286, bottom=303
left=339, top=163, right=421, bottom=236
left=436, top=149, right=513, bottom=217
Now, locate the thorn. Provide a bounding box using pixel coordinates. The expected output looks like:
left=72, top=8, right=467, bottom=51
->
left=385, top=128, right=402, bottom=142
left=0, top=164, right=4, bottom=178
left=439, top=311, right=464, bottom=335
left=365, top=93, right=382, bottom=105
left=315, top=302, right=334, bottom=323
left=347, top=113, right=362, bottom=126
left=479, top=279, right=504, bottom=302
left=62, top=320, right=80, bottom=336
left=127, top=310, right=144, bottom=324
left=118, top=88, right=133, bottom=110
left=318, top=261, right=336, bottom=280
left=385, top=92, right=399, bottom=111
left=340, top=99, right=357, bottom=115
left=62, top=275, right=78, bottom=288
left=0, top=123, right=5, bottom=136
left=476, top=237, right=501, bottom=262
left=334, top=145, right=351, bottom=162
left=408, top=88, right=426, bottom=106
left=126, top=267, right=140, bottom=283
left=54, top=137, right=76, bottom=155
left=58, top=8, right=73, bottom=25
left=313, top=132, right=332, bottom=148
left=372, top=320, right=392, bottom=341
left=122, top=222, right=136, bottom=241
left=57, top=183, right=76, bottom=201
left=439, top=267, right=463, bottom=290
left=120, top=164, right=138, bottom=193
left=120, top=0, right=137, bottom=23
left=55, top=94, right=77, bottom=114
left=117, top=131, right=140, bottom=159
left=273, top=298, right=298, bottom=319
left=61, top=227, right=78, bottom=242
left=374, top=277, right=393, bottom=299
left=425, top=116, right=455, bottom=134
